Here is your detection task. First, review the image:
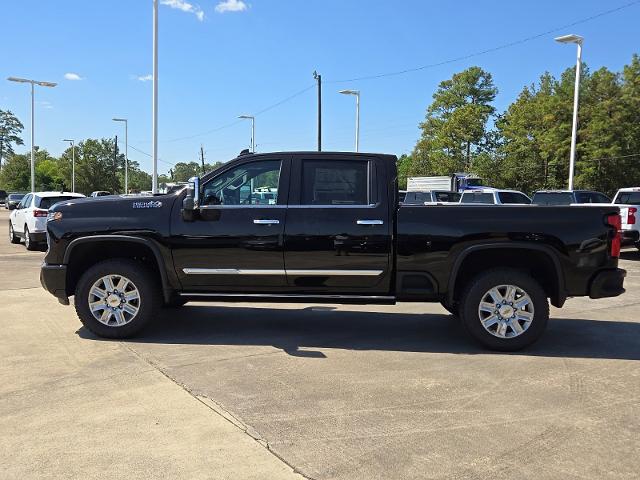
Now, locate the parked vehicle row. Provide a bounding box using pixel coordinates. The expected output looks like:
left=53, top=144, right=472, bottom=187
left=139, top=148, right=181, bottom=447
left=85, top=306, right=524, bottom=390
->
left=4, top=193, right=26, bottom=210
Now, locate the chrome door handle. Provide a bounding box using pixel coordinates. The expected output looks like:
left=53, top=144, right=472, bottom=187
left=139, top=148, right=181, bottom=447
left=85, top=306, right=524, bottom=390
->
left=356, top=219, right=384, bottom=225
left=253, top=219, right=280, bottom=224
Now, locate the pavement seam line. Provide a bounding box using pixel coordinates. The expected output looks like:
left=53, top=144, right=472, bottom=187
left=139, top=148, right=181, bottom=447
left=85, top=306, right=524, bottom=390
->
left=119, top=342, right=315, bottom=480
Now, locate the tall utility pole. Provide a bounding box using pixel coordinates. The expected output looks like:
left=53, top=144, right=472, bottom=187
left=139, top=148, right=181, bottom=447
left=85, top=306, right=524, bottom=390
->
left=313, top=71, right=322, bottom=151
left=152, top=0, right=159, bottom=194
left=113, top=118, right=128, bottom=193
left=555, top=34, right=583, bottom=190
left=200, top=145, right=205, bottom=174
left=7, top=77, right=57, bottom=192
left=63, top=139, right=75, bottom=192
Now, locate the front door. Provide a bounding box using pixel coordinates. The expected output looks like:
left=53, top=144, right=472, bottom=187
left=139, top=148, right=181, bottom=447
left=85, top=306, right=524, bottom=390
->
left=283, top=155, right=392, bottom=295
left=171, top=157, right=289, bottom=291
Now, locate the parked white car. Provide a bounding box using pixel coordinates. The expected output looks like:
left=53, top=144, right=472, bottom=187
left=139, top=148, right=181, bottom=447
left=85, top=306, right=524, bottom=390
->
left=612, top=187, right=640, bottom=249
left=9, top=192, right=85, bottom=250
left=459, top=188, right=531, bottom=205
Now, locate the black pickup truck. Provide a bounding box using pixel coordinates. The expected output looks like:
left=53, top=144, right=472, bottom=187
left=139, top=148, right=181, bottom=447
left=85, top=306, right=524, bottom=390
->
left=40, top=151, right=626, bottom=350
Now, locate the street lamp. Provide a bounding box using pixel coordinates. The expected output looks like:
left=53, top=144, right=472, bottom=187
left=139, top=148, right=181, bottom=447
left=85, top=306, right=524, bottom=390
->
left=112, top=118, right=128, bottom=193
left=62, top=139, right=75, bottom=192
left=339, top=90, right=360, bottom=152
left=555, top=34, right=583, bottom=190
left=238, top=115, right=255, bottom=153
left=7, top=76, right=57, bottom=192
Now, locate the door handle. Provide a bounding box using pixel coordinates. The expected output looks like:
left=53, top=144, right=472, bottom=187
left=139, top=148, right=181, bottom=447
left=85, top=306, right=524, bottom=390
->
left=356, top=219, right=384, bottom=225
left=253, top=219, right=280, bottom=224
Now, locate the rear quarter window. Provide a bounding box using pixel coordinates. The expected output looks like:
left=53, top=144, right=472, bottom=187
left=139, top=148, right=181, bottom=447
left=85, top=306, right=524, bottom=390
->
left=615, top=192, right=640, bottom=204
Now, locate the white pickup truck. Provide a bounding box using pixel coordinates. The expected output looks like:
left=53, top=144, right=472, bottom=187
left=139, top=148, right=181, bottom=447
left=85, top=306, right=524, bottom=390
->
left=612, top=187, right=640, bottom=249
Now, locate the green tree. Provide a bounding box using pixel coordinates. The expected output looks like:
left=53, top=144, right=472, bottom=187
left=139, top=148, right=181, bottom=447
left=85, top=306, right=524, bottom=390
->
left=0, top=110, right=24, bottom=172
left=58, top=138, right=124, bottom=194
left=413, top=66, right=497, bottom=177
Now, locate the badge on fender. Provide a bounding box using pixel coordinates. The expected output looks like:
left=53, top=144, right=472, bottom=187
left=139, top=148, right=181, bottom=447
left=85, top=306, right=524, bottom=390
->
left=133, top=200, right=163, bottom=209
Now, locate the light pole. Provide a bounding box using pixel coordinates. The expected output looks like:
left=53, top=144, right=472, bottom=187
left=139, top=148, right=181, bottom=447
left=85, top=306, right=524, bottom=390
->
left=555, top=34, right=583, bottom=190
left=7, top=77, right=57, bottom=192
left=113, top=118, right=128, bottom=193
left=238, top=115, right=255, bottom=153
left=63, top=139, right=75, bottom=192
left=339, top=90, right=360, bottom=152
left=152, top=0, right=159, bottom=193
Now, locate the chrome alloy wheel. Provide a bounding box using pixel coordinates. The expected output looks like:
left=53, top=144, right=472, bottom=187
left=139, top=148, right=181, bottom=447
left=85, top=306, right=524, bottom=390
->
left=87, top=274, right=141, bottom=327
left=478, top=284, right=534, bottom=339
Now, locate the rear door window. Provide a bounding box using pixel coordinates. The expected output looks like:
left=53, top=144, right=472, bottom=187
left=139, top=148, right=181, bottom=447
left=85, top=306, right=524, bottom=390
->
left=301, top=160, right=369, bottom=205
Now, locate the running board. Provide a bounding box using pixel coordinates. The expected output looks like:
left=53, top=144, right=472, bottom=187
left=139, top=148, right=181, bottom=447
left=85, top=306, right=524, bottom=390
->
left=178, top=292, right=396, bottom=305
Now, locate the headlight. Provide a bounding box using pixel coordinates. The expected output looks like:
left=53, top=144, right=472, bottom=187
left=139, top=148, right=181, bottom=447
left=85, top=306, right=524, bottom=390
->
left=47, top=211, right=63, bottom=222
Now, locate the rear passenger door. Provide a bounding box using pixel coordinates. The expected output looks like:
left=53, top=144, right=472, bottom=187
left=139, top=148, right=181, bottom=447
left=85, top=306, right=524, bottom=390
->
left=283, top=155, right=392, bottom=294
left=13, top=194, right=31, bottom=233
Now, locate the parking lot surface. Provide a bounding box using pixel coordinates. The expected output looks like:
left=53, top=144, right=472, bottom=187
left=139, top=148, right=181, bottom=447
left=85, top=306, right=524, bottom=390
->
left=1, top=208, right=639, bottom=479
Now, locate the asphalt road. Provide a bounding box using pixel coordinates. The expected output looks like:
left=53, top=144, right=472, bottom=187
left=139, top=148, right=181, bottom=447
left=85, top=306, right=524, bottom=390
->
left=1, top=208, right=639, bottom=479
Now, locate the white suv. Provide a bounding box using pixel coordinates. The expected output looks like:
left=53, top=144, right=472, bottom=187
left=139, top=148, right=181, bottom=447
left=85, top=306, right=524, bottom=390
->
left=9, top=191, right=85, bottom=250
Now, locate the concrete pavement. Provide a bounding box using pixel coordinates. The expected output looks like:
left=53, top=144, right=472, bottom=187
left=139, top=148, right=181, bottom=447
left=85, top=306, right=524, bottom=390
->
left=1, top=208, right=639, bottom=479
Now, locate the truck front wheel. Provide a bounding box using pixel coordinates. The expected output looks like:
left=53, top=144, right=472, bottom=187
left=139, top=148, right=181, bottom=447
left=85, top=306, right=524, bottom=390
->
left=459, top=268, right=549, bottom=351
left=74, top=259, right=159, bottom=338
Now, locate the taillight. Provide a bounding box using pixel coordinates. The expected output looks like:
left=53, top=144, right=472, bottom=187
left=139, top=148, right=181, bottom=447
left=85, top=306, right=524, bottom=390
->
left=628, top=207, right=637, bottom=225
left=33, top=209, right=48, bottom=217
left=606, top=213, right=621, bottom=258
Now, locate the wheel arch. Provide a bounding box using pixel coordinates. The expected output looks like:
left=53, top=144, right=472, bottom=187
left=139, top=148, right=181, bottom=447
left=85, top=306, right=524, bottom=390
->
left=447, top=243, right=567, bottom=308
left=64, top=235, right=176, bottom=302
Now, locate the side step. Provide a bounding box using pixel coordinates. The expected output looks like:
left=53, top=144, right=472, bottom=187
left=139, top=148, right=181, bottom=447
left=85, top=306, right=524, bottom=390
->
left=178, top=292, right=396, bottom=305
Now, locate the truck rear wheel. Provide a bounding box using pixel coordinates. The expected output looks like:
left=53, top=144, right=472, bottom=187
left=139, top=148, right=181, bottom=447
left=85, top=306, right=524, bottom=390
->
left=74, top=259, right=159, bottom=338
left=459, top=268, right=549, bottom=351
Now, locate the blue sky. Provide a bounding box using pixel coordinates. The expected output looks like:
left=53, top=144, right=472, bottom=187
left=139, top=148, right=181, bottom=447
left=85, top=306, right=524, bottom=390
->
left=1, top=0, right=638, bottom=175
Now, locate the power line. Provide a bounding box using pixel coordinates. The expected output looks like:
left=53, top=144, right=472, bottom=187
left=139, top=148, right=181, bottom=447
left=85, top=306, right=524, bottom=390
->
left=326, top=0, right=640, bottom=84
left=584, top=152, right=640, bottom=162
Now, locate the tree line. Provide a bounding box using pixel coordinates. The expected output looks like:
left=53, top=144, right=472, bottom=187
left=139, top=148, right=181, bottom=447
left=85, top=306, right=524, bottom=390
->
left=400, top=54, right=640, bottom=196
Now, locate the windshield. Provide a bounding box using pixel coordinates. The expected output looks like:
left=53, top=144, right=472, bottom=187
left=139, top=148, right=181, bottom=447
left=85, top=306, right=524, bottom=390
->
left=615, top=192, right=640, bottom=204
left=532, top=192, right=573, bottom=205
left=36, top=196, right=78, bottom=209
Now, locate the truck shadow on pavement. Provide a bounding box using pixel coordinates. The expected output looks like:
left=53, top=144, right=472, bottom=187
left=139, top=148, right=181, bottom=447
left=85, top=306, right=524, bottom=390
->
left=78, top=306, right=640, bottom=361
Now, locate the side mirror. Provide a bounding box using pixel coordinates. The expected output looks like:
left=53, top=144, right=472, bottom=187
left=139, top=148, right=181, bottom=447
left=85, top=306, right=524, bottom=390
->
left=182, top=176, right=200, bottom=221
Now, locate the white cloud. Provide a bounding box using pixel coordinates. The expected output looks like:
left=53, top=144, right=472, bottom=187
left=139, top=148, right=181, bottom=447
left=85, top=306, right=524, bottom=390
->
left=161, top=0, right=204, bottom=20
left=215, top=0, right=247, bottom=13
left=40, top=101, right=53, bottom=109
left=137, top=74, right=153, bottom=82
left=64, top=72, right=83, bottom=81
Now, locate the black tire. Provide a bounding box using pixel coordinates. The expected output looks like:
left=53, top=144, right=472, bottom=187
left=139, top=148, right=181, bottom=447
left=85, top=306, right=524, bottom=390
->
left=459, top=268, right=549, bottom=351
left=9, top=222, right=20, bottom=244
left=24, top=225, right=37, bottom=250
left=440, top=301, right=458, bottom=317
left=74, top=259, right=159, bottom=338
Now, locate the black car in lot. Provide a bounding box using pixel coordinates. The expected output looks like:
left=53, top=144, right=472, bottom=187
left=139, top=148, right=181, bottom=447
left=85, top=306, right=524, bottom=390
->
left=41, top=151, right=626, bottom=351
left=5, top=193, right=25, bottom=210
